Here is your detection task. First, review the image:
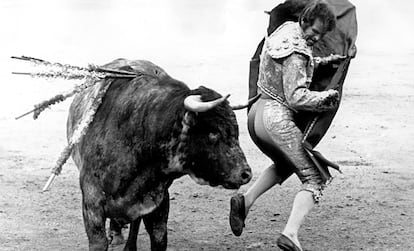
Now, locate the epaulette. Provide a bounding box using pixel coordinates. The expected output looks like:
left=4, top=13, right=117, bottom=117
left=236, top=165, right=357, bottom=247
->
left=265, top=21, right=312, bottom=59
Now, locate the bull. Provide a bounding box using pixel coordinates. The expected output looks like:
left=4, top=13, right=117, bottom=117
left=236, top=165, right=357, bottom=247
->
left=67, top=59, right=252, bottom=251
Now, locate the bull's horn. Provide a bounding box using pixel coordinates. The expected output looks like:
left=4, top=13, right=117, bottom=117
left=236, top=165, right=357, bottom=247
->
left=184, top=94, right=230, bottom=112
left=231, top=94, right=261, bottom=110
left=264, top=10, right=271, bottom=15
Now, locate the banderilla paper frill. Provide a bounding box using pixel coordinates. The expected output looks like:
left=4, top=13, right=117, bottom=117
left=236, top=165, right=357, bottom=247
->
left=12, top=56, right=138, bottom=191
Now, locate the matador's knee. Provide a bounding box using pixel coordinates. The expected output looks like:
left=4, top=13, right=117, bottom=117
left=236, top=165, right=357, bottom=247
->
left=301, top=184, right=326, bottom=203
left=297, top=167, right=326, bottom=203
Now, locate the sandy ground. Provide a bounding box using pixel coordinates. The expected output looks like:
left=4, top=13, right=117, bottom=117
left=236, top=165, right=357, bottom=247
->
left=0, top=50, right=413, bottom=251
left=1, top=1, right=414, bottom=250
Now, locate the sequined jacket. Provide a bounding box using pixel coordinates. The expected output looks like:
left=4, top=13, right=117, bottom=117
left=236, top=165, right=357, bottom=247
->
left=257, top=21, right=338, bottom=112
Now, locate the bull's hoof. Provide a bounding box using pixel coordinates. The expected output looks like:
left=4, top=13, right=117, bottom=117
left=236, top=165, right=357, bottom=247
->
left=123, top=243, right=137, bottom=251
left=108, top=232, right=126, bottom=246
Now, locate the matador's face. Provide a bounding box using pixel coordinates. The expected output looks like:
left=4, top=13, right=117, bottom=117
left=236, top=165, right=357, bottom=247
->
left=301, top=18, right=326, bottom=46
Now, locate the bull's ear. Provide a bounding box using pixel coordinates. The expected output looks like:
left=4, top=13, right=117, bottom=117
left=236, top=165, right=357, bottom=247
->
left=264, top=10, right=271, bottom=15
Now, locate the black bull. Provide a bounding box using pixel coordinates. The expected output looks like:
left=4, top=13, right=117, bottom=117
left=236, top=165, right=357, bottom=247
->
left=67, top=59, right=252, bottom=250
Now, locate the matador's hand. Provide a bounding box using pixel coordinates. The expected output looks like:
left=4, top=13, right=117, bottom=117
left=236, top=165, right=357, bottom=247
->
left=321, top=89, right=340, bottom=108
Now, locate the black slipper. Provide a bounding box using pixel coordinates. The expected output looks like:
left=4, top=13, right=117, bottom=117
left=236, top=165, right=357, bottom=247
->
left=276, top=233, right=303, bottom=251
left=229, top=194, right=246, bottom=236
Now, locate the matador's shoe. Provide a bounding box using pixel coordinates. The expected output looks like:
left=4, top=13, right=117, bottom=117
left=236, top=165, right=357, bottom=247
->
left=276, top=233, right=303, bottom=251
left=229, top=194, right=246, bottom=236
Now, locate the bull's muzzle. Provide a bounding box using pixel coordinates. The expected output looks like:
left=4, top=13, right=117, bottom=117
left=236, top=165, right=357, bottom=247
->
left=225, top=164, right=252, bottom=189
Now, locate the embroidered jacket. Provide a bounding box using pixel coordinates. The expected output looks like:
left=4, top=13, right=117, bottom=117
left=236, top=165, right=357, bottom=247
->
left=257, top=21, right=339, bottom=112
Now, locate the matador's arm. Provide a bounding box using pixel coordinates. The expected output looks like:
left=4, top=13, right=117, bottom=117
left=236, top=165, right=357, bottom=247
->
left=282, top=53, right=339, bottom=112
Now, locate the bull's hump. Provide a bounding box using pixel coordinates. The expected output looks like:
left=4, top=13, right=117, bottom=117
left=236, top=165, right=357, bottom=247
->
left=103, top=58, right=169, bottom=79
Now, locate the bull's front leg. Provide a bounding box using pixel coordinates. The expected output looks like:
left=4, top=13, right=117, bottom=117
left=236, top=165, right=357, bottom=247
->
left=143, top=191, right=170, bottom=251
left=81, top=181, right=108, bottom=251
left=123, top=218, right=142, bottom=251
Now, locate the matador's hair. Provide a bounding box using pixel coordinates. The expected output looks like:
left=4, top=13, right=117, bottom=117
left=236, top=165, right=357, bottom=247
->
left=299, top=0, right=336, bottom=33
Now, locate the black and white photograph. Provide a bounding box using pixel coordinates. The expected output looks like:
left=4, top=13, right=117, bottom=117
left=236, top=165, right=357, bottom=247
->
left=0, top=0, right=413, bottom=250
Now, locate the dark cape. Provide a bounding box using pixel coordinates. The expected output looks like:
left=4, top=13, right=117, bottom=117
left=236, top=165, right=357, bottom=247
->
left=248, top=0, right=358, bottom=180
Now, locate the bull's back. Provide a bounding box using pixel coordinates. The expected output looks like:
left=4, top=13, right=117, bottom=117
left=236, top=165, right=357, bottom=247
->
left=101, top=58, right=169, bottom=79
left=67, top=58, right=169, bottom=169
left=67, top=59, right=183, bottom=173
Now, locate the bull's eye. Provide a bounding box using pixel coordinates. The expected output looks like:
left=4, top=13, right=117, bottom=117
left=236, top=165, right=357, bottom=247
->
left=208, top=133, right=219, bottom=144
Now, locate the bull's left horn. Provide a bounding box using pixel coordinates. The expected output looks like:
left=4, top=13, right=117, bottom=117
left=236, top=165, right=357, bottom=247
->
left=231, top=94, right=261, bottom=110
left=184, top=94, right=230, bottom=112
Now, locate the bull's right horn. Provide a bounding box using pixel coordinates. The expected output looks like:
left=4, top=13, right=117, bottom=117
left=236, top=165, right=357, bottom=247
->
left=184, top=94, right=230, bottom=112
left=231, top=94, right=261, bottom=110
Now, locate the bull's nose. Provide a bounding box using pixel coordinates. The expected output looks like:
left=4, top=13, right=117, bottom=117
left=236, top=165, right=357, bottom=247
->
left=240, top=168, right=252, bottom=184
